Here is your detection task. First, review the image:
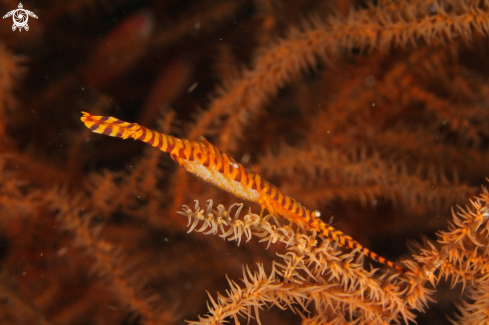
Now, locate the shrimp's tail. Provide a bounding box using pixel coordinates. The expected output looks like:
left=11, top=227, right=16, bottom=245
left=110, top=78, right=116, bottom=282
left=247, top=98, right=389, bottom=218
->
left=81, top=111, right=143, bottom=140
left=81, top=112, right=182, bottom=154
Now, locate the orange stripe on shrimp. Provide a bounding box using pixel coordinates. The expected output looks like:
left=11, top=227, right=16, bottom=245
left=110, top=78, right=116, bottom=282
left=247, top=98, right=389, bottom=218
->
left=81, top=112, right=404, bottom=272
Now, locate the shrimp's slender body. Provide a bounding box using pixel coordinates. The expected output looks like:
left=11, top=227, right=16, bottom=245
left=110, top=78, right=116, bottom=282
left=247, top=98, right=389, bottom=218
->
left=81, top=112, right=403, bottom=272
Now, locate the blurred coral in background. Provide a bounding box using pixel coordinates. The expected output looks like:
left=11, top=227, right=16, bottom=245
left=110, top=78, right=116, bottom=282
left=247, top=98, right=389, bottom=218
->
left=1, top=0, right=489, bottom=324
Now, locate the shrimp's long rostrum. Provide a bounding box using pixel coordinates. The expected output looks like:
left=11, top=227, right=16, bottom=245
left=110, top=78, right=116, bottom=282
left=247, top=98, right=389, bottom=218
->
left=81, top=112, right=403, bottom=272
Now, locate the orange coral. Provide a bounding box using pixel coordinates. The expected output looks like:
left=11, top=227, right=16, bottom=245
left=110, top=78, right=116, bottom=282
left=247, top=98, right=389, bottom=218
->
left=1, top=0, right=489, bottom=324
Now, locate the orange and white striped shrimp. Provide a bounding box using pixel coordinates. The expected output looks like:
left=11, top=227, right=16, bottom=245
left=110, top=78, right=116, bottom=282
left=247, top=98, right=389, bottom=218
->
left=81, top=112, right=404, bottom=272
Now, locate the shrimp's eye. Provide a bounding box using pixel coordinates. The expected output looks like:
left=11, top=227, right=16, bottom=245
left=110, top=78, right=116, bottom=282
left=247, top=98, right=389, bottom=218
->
left=312, top=210, right=321, bottom=218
